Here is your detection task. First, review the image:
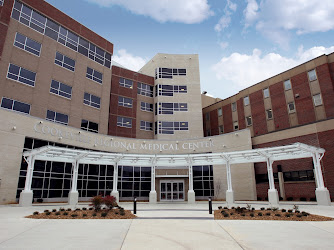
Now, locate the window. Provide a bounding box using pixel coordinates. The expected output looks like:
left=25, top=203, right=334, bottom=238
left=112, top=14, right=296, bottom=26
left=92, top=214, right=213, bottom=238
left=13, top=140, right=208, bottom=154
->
left=244, top=96, right=249, bottom=106
left=86, top=67, right=102, bottom=84
left=206, top=130, right=211, bottom=136
left=138, top=83, right=153, bottom=97
left=157, top=121, right=188, bottom=134
left=283, top=170, right=314, bottom=182
left=266, top=109, right=273, bottom=120
left=218, top=108, right=222, bottom=117
left=118, top=96, right=133, bottom=108
left=193, top=165, right=214, bottom=197
left=232, top=102, right=237, bottom=112
left=256, top=173, right=279, bottom=184
left=84, top=93, right=100, bottom=109
left=284, top=79, right=291, bottom=90
left=81, top=119, right=98, bottom=133
left=263, top=88, right=270, bottom=98
left=158, top=102, right=188, bottom=114
left=205, top=112, right=210, bottom=121
left=313, top=94, right=322, bottom=106
left=7, top=63, right=36, bottom=87
left=287, top=102, right=295, bottom=113
left=141, top=102, right=153, bottom=112
left=140, top=121, right=153, bottom=131
left=308, top=69, right=317, bottom=82
left=246, top=116, right=252, bottom=126
left=1, top=97, right=30, bottom=114
left=50, top=80, right=72, bottom=99
left=155, top=67, right=186, bottom=79
left=233, top=121, right=239, bottom=131
left=55, top=52, right=75, bottom=71
left=0, top=0, right=3, bottom=6
left=117, top=116, right=132, bottom=128
left=119, top=78, right=133, bottom=89
left=46, top=110, right=68, bottom=125
left=156, top=84, right=187, bottom=96
left=14, top=32, right=41, bottom=56
left=219, top=125, right=224, bottom=134
left=11, top=0, right=112, bottom=68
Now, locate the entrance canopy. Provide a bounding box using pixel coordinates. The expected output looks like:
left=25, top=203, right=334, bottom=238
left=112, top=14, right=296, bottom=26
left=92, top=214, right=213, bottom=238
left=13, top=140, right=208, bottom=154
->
left=23, top=142, right=324, bottom=167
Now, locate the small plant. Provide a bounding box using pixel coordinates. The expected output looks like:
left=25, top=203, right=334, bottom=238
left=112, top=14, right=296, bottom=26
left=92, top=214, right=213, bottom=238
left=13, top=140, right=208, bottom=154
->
left=82, top=207, right=87, bottom=211
left=258, top=212, right=263, bottom=216
left=83, top=213, right=87, bottom=217
left=266, top=208, right=272, bottom=211
left=251, top=208, right=255, bottom=211
left=241, top=213, right=246, bottom=217
left=250, top=213, right=254, bottom=217
left=302, top=211, right=309, bottom=216
left=230, top=212, right=234, bottom=216
left=101, top=212, right=108, bottom=217
left=272, top=207, right=278, bottom=211
left=223, top=206, right=228, bottom=209
left=275, top=213, right=281, bottom=217
left=266, top=212, right=271, bottom=216
left=75, top=208, right=81, bottom=211
left=300, top=197, right=307, bottom=201
left=296, top=214, right=302, bottom=218
left=63, top=212, right=68, bottom=216
left=44, top=210, right=49, bottom=213
left=224, top=213, right=229, bottom=217
left=52, top=209, right=57, bottom=212
left=285, top=214, right=291, bottom=218
left=218, top=206, right=222, bottom=210
left=288, top=209, right=293, bottom=213
left=260, top=207, right=265, bottom=210
left=59, top=208, right=65, bottom=212
left=115, top=211, right=119, bottom=215
left=71, top=214, right=78, bottom=218
left=103, top=195, right=117, bottom=210
left=55, top=212, right=61, bottom=215
left=67, top=208, right=72, bottom=211
left=281, top=209, right=286, bottom=212
left=92, top=213, right=97, bottom=217
left=293, top=205, right=299, bottom=211
left=45, top=212, right=51, bottom=215
left=90, top=195, right=104, bottom=211
left=295, top=210, right=300, bottom=213
left=33, top=211, right=39, bottom=215
left=221, top=210, right=226, bottom=214
left=89, top=207, right=93, bottom=210
left=246, top=204, right=252, bottom=211
left=231, top=206, right=235, bottom=209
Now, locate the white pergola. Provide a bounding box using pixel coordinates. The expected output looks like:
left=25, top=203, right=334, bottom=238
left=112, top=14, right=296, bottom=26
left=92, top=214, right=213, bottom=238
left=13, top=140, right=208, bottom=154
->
left=19, top=142, right=331, bottom=206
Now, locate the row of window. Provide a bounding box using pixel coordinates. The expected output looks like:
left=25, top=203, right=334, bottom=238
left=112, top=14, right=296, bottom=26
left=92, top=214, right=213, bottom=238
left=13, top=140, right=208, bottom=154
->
left=12, top=0, right=112, bottom=68
left=156, top=84, right=187, bottom=96
left=255, top=170, right=314, bottom=184
left=157, top=102, right=188, bottom=115
left=155, top=67, right=186, bottom=79
left=155, top=121, right=189, bottom=135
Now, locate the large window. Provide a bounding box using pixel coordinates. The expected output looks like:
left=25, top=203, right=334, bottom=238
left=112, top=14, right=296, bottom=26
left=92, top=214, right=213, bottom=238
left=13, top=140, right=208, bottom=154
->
left=1, top=97, right=30, bottom=114
left=55, top=52, right=75, bottom=71
left=266, top=109, right=273, bottom=120
left=50, top=80, right=72, bottom=99
left=246, top=116, right=252, bottom=126
left=118, top=96, right=133, bottom=108
left=233, top=121, right=239, bottom=131
left=137, top=83, right=153, bottom=97
left=14, top=32, right=41, bottom=56
left=284, top=79, right=291, bottom=90
left=0, top=0, right=4, bottom=6
left=156, top=84, right=187, bottom=96
left=86, top=67, right=103, bottom=84
left=118, top=166, right=151, bottom=198
left=158, top=102, right=188, bottom=114
left=140, top=121, right=153, bottom=131
left=283, top=170, right=314, bottom=182
left=193, top=165, right=214, bottom=197
left=119, top=78, right=133, bottom=89
left=141, top=102, right=153, bottom=112
left=84, top=93, right=101, bottom=109
left=11, top=0, right=112, bottom=68
left=46, top=110, right=68, bottom=125
left=155, top=67, right=186, bottom=79
left=7, top=63, right=36, bottom=87
left=231, top=102, right=237, bottom=112
left=217, top=108, right=222, bottom=117
left=157, top=121, right=188, bottom=134
left=263, top=88, right=270, bottom=98
left=81, top=119, right=99, bottom=133
left=308, top=69, right=317, bottom=81
left=117, top=116, right=132, bottom=128
left=287, top=102, right=295, bottom=113
left=244, top=96, right=249, bottom=106
left=313, top=93, right=322, bottom=106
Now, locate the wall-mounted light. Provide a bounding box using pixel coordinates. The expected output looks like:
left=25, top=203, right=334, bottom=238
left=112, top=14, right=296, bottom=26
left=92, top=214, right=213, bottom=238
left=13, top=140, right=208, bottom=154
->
left=39, top=121, right=43, bottom=124
left=94, top=144, right=97, bottom=147
left=12, top=126, right=16, bottom=130
left=78, top=131, right=81, bottom=134
left=59, top=137, right=62, bottom=140
left=235, top=133, right=239, bottom=136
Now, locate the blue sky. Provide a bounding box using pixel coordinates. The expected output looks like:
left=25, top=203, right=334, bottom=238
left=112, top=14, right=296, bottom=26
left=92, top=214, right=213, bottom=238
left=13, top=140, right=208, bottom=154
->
left=45, top=0, right=334, bottom=99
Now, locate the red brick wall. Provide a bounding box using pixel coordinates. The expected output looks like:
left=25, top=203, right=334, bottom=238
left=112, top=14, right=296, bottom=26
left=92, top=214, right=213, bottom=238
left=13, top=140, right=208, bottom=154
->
left=0, top=0, right=13, bottom=58
left=237, top=99, right=246, bottom=130
left=317, top=64, right=334, bottom=119
left=291, top=72, right=316, bottom=125
left=210, top=109, right=219, bottom=135
left=270, top=81, right=290, bottom=130
left=250, top=90, right=267, bottom=136
left=222, top=104, right=233, bottom=133
left=329, top=62, right=334, bottom=88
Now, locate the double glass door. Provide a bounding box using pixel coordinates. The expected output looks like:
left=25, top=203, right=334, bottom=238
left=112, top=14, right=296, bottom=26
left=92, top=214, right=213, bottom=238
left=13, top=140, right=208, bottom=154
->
left=160, top=180, right=184, bottom=201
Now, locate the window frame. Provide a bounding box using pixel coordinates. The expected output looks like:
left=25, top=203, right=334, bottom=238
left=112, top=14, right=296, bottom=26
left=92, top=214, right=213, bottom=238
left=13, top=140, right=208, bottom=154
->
left=308, top=69, right=317, bottom=82
left=244, top=96, right=250, bottom=106
left=13, top=32, right=42, bottom=56
left=231, top=102, right=237, bottom=112
left=263, top=88, right=270, bottom=98
left=284, top=79, right=292, bottom=91
left=140, top=102, right=153, bottom=112
left=137, top=83, right=153, bottom=97
left=118, top=96, right=133, bottom=108
left=86, top=67, right=103, bottom=84
left=46, top=110, right=69, bottom=125
left=312, top=93, right=323, bottom=107
left=287, top=102, right=296, bottom=113
left=119, top=78, right=133, bottom=89
left=81, top=119, right=99, bottom=133
left=1, top=97, right=31, bottom=115
left=83, top=92, right=101, bottom=109
left=6, top=63, right=36, bottom=87
left=117, top=116, right=132, bottom=128
left=49, top=79, right=72, bottom=99
left=140, top=121, right=153, bottom=131
left=217, top=108, right=222, bottom=117
left=245, top=116, right=252, bottom=126
left=54, top=51, right=75, bottom=72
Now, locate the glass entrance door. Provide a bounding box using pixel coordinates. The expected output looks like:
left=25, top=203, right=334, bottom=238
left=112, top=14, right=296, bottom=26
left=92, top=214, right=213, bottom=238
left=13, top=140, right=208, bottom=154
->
left=160, top=180, right=184, bottom=201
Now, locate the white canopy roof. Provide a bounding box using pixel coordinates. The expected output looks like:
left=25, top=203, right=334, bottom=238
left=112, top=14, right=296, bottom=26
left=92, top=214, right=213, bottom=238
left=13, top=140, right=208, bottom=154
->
left=23, top=142, right=325, bottom=167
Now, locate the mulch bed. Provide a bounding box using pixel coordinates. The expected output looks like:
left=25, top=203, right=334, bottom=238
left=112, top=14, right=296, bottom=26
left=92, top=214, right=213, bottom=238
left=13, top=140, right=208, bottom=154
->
left=26, top=207, right=136, bottom=219
left=214, top=207, right=334, bottom=221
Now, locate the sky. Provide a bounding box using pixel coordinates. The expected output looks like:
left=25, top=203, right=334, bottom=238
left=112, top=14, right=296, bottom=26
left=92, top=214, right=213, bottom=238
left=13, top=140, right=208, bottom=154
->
left=45, top=0, right=334, bottom=99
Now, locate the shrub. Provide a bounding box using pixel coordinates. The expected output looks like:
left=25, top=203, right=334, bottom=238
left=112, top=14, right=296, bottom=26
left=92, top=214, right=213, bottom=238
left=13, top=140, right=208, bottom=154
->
left=260, top=207, right=265, bottom=210
left=310, top=197, right=316, bottom=202
left=92, top=213, right=97, bottom=217
left=90, top=195, right=103, bottom=211
left=296, top=214, right=302, bottom=218
left=101, top=212, right=108, bottom=217
left=63, top=212, right=68, bottom=216
left=281, top=209, right=286, bottom=212
left=285, top=214, right=291, bottom=218
left=295, top=210, right=300, bottom=213
left=120, top=210, right=125, bottom=216
left=89, top=207, right=93, bottom=210
left=287, top=197, right=293, bottom=201
left=55, top=212, right=61, bottom=215
left=241, top=213, right=245, bottom=217
left=300, top=197, right=307, bottom=201
left=272, top=207, right=278, bottom=211
left=52, top=209, right=57, bottom=212
left=246, top=204, right=252, bottom=211
left=267, top=208, right=272, bottom=211
left=103, top=195, right=117, bottom=210
left=44, top=210, right=49, bottom=213
left=71, top=214, right=78, bottom=218
left=223, top=206, right=228, bottom=209
left=83, top=213, right=87, bottom=217
left=75, top=208, right=81, bottom=211
left=82, top=207, right=87, bottom=211
left=45, top=212, right=51, bottom=215
left=275, top=213, right=281, bottom=217
left=67, top=208, right=72, bottom=211
left=218, top=206, right=222, bottom=210
left=59, top=208, right=65, bottom=212
left=293, top=205, right=299, bottom=211
left=224, top=213, right=229, bottom=217
left=266, top=212, right=271, bottom=216
left=302, top=211, right=309, bottom=216
left=230, top=212, right=234, bottom=216
left=251, top=208, right=255, bottom=211
left=258, top=212, right=263, bottom=216
left=33, top=211, right=39, bottom=215
left=250, top=213, right=254, bottom=217
left=288, top=209, right=293, bottom=213
left=231, top=207, right=235, bottom=209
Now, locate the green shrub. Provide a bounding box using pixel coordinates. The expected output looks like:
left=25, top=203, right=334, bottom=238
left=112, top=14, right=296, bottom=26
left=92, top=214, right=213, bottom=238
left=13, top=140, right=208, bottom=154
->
left=63, top=212, right=68, bottom=216
left=281, top=209, right=286, bottom=212
left=67, top=208, right=72, bottom=211
left=89, top=207, right=93, bottom=210
left=101, top=212, right=108, bottom=217
left=296, top=214, right=302, bottom=218
left=251, top=208, right=255, bottom=211
left=33, top=211, right=39, bottom=215
left=302, top=211, right=309, bottom=216
left=44, top=210, right=49, bottom=213
left=288, top=209, right=293, bottom=213
left=272, top=207, right=278, bottom=211
left=52, top=209, right=57, bottom=212
left=241, top=213, right=245, bottom=217
left=266, top=212, right=271, bottom=216
left=83, top=213, right=87, bottom=217
left=231, top=206, right=235, bottom=209
left=71, top=214, right=78, bottom=218
left=90, top=195, right=103, bottom=211
left=92, top=213, right=97, bottom=217
left=45, top=212, right=51, bottom=215
left=285, top=214, right=291, bottom=218
left=230, top=212, right=234, bottom=216
left=250, top=213, right=254, bottom=217
left=218, top=206, right=222, bottom=210
left=55, top=212, right=61, bottom=215
left=224, top=213, right=229, bottom=217
left=258, top=212, right=263, bottom=216
left=59, top=208, right=65, bottom=212
left=260, top=207, right=265, bottom=210
left=75, top=208, right=81, bottom=211
left=223, top=207, right=228, bottom=209
left=295, top=210, right=300, bottom=213
left=267, top=208, right=272, bottom=211
left=275, top=213, right=281, bottom=217
left=82, top=207, right=87, bottom=211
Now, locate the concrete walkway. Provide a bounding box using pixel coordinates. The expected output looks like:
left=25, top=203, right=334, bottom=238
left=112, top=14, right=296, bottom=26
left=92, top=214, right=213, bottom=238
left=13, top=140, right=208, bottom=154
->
left=0, top=202, right=334, bottom=249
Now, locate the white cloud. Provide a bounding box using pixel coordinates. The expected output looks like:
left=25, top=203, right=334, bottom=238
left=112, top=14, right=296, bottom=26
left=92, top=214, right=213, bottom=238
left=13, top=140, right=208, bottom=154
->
left=243, top=0, right=334, bottom=46
left=113, top=49, right=147, bottom=71
left=85, top=0, right=213, bottom=24
left=214, top=0, right=237, bottom=32
left=219, top=41, right=229, bottom=49
left=212, top=46, right=334, bottom=90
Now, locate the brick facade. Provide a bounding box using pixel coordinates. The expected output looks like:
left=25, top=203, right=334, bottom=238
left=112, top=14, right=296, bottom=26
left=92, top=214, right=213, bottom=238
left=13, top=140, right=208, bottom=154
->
left=250, top=90, right=267, bottom=136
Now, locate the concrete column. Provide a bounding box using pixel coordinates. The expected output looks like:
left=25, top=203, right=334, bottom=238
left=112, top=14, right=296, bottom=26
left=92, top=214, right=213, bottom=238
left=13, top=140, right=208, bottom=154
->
left=312, top=153, right=331, bottom=206
left=278, top=172, right=286, bottom=200
left=68, top=160, right=79, bottom=205
left=149, top=165, right=157, bottom=203
left=19, top=156, right=35, bottom=206
left=266, top=158, right=279, bottom=206
left=188, top=165, right=195, bottom=204
left=225, top=161, right=234, bottom=204
left=111, top=163, right=119, bottom=203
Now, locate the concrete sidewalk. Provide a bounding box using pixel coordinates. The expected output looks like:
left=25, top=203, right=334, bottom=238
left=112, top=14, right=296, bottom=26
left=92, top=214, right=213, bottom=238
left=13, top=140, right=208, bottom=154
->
left=0, top=202, right=334, bottom=249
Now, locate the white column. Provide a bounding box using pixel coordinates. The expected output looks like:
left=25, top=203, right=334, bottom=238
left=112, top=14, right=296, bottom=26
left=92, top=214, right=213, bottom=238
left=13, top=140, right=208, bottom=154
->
left=68, top=160, right=79, bottom=205
left=225, top=161, right=234, bottom=204
left=266, top=158, right=279, bottom=206
left=313, top=153, right=331, bottom=206
left=111, top=162, right=119, bottom=203
left=149, top=165, right=157, bottom=203
left=19, top=156, right=35, bottom=206
left=188, top=165, right=195, bottom=204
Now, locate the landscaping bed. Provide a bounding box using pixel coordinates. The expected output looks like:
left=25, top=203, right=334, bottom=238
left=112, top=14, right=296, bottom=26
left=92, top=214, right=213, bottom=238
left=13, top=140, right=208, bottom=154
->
left=214, top=205, right=333, bottom=221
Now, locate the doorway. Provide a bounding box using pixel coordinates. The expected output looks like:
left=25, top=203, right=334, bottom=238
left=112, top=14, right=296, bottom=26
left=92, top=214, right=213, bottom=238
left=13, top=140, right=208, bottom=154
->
left=160, top=180, right=185, bottom=201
